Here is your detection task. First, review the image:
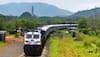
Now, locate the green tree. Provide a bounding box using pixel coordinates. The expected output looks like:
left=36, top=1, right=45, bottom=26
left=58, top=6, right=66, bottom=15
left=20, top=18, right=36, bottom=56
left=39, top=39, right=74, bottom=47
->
left=19, top=12, right=33, bottom=19
left=5, top=21, right=16, bottom=34
left=0, top=14, right=6, bottom=30
left=78, top=17, right=90, bottom=34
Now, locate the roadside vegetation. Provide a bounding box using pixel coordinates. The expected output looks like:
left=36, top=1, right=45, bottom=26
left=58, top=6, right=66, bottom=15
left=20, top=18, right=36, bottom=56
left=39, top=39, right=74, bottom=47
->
left=49, top=37, right=61, bottom=57
left=75, top=33, right=100, bottom=57
left=49, top=30, right=100, bottom=57
left=0, top=42, right=8, bottom=51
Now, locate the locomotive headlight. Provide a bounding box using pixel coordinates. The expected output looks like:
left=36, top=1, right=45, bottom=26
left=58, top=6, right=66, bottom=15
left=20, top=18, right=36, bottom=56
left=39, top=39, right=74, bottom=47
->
left=35, top=41, right=41, bottom=44
left=25, top=40, right=29, bottom=42
left=24, top=40, right=30, bottom=44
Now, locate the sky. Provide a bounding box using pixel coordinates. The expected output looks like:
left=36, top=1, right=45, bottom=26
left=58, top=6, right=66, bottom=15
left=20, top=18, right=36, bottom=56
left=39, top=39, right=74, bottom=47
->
left=0, top=0, right=100, bottom=12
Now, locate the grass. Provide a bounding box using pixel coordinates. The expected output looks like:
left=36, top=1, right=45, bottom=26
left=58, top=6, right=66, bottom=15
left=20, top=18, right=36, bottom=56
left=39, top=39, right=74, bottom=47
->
left=49, top=31, right=100, bottom=57
left=74, top=33, right=100, bottom=57
left=60, top=35, right=77, bottom=57
left=49, top=37, right=61, bottom=57
left=0, top=42, right=8, bottom=51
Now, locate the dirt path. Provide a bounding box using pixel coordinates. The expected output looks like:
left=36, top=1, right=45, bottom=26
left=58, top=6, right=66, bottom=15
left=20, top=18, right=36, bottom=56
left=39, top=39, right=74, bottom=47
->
left=0, top=42, right=23, bottom=57
left=0, top=42, right=49, bottom=57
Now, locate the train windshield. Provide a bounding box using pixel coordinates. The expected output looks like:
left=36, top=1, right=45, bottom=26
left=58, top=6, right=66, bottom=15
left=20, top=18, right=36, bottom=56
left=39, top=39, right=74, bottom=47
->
left=26, top=34, right=32, bottom=39
left=33, top=35, right=39, bottom=39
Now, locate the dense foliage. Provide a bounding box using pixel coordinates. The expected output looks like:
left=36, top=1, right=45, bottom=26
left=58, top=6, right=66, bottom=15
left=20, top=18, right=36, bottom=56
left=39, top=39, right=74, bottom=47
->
left=0, top=12, right=68, bottom=35
left=0, top=12, right=100, bottom=36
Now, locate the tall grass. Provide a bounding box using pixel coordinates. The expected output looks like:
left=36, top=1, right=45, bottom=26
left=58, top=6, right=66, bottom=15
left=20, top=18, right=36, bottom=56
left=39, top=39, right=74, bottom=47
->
left=60, top=34, right=77, bottom=57
left=49, top=37, right=61, bottom=57
left=49, top=30, right=100, bottom=57
left=74, top=33, right=100, bottom=57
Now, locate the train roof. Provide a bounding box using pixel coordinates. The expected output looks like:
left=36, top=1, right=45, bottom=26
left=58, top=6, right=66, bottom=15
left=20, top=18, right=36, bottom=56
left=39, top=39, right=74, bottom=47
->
left=40, top=24, right=78, bottom=31
left=25, top=32, right=40, bottom=35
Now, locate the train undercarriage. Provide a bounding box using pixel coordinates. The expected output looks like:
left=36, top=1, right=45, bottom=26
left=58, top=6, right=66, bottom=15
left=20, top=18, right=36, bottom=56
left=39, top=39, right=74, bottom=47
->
left=24, top=45, right=43, bottom=56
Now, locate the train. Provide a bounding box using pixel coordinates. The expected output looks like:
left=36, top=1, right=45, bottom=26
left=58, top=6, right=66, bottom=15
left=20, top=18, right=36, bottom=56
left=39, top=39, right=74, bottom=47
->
left=23, top=24, right=78, bottom=56
left=23, top=25, right=55, bottom=56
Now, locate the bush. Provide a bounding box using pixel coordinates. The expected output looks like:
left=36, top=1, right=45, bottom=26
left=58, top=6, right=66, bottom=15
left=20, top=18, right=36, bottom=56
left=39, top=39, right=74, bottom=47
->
left=88, top=31, right=98, bottom=36
left=97, top=32, right=100, bottom=38
left=15, top=33, right=20, bottom=37
left=84, top=41, right=91, bottom=48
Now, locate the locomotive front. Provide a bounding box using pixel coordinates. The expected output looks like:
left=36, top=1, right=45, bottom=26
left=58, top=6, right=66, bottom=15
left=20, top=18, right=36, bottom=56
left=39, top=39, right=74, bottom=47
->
left=24, top=31, right=42, bottom=56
